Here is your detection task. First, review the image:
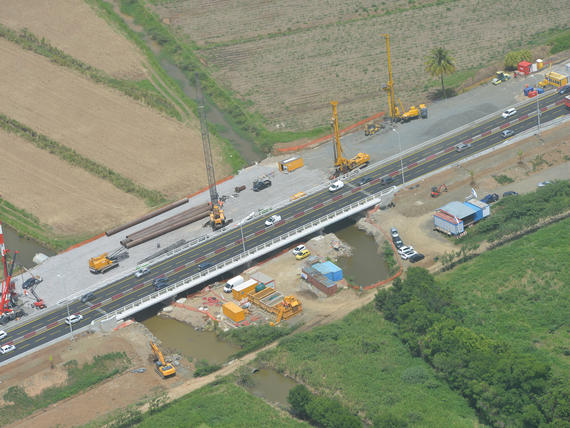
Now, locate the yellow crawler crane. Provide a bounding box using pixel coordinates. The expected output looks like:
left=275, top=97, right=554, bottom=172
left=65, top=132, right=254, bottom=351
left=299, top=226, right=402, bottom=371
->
left=150, top=341, right=176, bottom=378
left=330, top=101, right=370, bottom=175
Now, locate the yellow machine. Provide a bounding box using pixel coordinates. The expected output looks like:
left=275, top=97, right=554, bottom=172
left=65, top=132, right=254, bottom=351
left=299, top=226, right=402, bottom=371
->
left=330, top=101, right=370, bottom=175
left=150, top=341, right=176, bottom=378
left=209, top=202, right=226, bottom=230
left=88, top=248, right=126, bottom=274
left=538, top=71, right=568, bottom=88
left=272, top=296, right=302, bottom=325
left=364, top=123, right=381, bottom=136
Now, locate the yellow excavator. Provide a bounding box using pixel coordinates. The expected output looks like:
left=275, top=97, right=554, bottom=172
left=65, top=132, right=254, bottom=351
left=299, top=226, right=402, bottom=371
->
left=330, top=101, right=370, bottom=175
left=150, top=341, right=176, bottom=378
left=271, top=296, right=302, bottom=325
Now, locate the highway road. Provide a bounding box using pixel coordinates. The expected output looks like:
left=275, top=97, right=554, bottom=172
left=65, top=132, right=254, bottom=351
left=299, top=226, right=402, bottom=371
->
left=1, top=91, right=568, bottom=363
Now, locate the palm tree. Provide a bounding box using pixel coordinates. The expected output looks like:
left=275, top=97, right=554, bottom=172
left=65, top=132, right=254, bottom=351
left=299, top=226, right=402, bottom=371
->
left=425, top=47, right=456, bottom=98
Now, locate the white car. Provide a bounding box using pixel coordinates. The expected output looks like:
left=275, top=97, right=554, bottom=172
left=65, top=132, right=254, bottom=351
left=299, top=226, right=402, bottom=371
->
left=390, top=227, right=399, bottom=238
left=0, top=330, right=6, bottom=340
left=0, top=344, right=15, bottom=354
left=65, top=314, right=83, bottom=325
left=328, top=180, right=344, bottom=192
left=501, top=108, right=517, bottom=119
left=538, top=180, right=552, bottom=187
left=397, top=245, right=414, bottom=255
left=401, top=249, right=418, bottom=260
left=134, top=266, right=150, bottom=278
left=265, top=214, right=282, bottom=227
left=292, top=245, right=307, bottom=256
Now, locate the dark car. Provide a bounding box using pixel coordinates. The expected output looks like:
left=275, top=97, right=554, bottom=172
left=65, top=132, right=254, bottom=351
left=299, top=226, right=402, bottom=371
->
left=381, top=176, right=394, bottom=185
left=252, top=179, right=272, bottom=192
left=481, top=193, right=499, bottom=204
left=22, top=277, right=42, bottom=290
left=393, top=237, right=404, bottom=249
left=503, top=191, right=518, bottom=197
left=153, top=277, right=168, bottom=291
left=80, top=292, right=95, bottom=304
left=358, top=177, right=372, bottom=186
left=557, top=84, right=570, bottom=95
left=409, top=253, right=425, bottom=263
left=198, top=261, right=214, bottom=271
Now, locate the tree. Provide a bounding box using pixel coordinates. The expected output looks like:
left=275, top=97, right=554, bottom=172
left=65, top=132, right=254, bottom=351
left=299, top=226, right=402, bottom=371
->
left=288, top=384, right=313, bottom=419
left=504, top=49, right=532, bottom=71
left=425, top=47, right=456, bottom=99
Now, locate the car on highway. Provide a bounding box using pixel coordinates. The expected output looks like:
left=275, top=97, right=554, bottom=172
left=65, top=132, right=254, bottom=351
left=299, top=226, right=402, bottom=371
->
left=557, top=84, right=570, bottom=95
left=198, top=262, right=214, bottom=271
left=80, top=292, right=95, bottom=304
left=253, top=179, right=272, bottom=192
left=501, top=108, right=517, bottom=119
left=358, top=177, right=373, bottom=186
left=538, top=180, right=552, bottom=187
left=455, top=142, right=472, bottom=152
left=503, top=191, right=518, bottom=197
left=380, top=176, right=394, bottom=185
left=265, top=214, right=282, bottom=227
left=22, top=276, right=42, bottom=290
left=134, top=266, right=150, bottom=278
left=65, top=314, right=83, bottom=325
left=295, top=249, right=311, bottom=260
left=0, top=330, right=6, bottom=340
left=0, top=344, right=15, bottom=354
left=501, top=129, right=515, bottom=138
left=409, top=253, right=425, bottom=263
left=152, top=277, right=169, bottom=290
left=328, top=180, right=344, bottom=192
left=481, top=193, right=500, bottom=204
left=292, top=245, right=307, bottom=256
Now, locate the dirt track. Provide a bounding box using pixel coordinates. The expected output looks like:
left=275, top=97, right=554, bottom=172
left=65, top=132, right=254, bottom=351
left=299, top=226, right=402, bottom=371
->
left=0, top=0, right=147, bottom=80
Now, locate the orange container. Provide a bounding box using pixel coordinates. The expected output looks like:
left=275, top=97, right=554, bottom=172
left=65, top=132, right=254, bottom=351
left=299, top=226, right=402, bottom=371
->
left=222, top=302, right=245, bottom=322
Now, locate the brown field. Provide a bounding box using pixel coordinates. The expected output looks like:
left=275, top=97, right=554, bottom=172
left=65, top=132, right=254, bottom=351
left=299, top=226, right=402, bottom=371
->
left=153, top=0, right=570, bottom=130
left=0, top=38, right=230, bottom=201
left=0, top=131, right=147, bottom=235
left=0, top=0, right=147, bottom=80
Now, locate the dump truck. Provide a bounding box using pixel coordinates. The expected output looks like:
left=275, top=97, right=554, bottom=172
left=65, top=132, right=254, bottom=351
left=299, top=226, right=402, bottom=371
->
left=88, top=248, right=127, bottom=274
left=401, top=104, right=427, bottom=122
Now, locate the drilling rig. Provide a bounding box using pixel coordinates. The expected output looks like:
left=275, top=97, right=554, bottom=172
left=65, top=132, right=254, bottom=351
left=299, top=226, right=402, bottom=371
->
left=330, top=101, right=370, bottom=176
left=195, top=73, right=226, bottom=231
left=380, top=33, right=403, bottom=123
left=0, top=221, right=22, bottom=323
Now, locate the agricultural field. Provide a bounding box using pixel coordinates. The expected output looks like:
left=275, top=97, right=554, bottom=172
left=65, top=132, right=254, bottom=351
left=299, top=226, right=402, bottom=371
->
left=0, top=0, right=146, bottom=79
left=150, top=0, right=570, bottom=130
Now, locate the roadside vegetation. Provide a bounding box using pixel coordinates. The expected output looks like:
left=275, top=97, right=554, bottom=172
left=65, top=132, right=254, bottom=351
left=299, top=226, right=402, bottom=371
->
left=1, top=352, right=131, bottom=425
left=220, top=323, right=297, bottom=359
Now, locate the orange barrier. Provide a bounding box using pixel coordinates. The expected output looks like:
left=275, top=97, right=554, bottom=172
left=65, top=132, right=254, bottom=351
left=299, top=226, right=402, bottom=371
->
left=113, top=319, right=134, bottom=331
left=63, top=232, right=106, bottom=253
left=186, top=174, right=234, bottom=199
left=276, top=111, right=385, bottom=153
left=172, top=302, right=219, bottom=322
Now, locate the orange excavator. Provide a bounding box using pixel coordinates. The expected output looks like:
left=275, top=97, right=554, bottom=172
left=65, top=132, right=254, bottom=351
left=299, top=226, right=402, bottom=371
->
left=150, top=341, right=176, bottom=378
left=272, top=296, right=302, bottom=325
left=431, top=184, right=448, bottom=198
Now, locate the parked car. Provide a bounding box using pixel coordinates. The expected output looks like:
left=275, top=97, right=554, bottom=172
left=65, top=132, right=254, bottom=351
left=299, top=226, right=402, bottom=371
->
left=409, top=253, right=425, bottom=263
left=198, top=262, right=214, bottom=271
left=538, top=180, right=552, bottom=187
left=0, top=330, right=6, bottom=340
left=503, top=191, right=518, bottom=197
left=481, top=193, right=499, bottom=204
left=390, top=227, right=399, bottom=238
left=134, top=266, right=150, bottom=278
left=65, top=314, right=83, bottom=325
left=265, top=214, right=282, bottom=227
left=380, top=176, right=394, bottom=185
left=292, top=245, right=307, bottom=256
left=501, top=129, right=515, bottom=138
left=22, top=276, right=42, bottom=290
left=501, top=108, right=517, bottom=119
left=252, top=179, right=271, bottom=192
left=400, top=248, right=418, bottom=260
left=358, top=177, right=372, bottom=186
left=455, top=142, right=472, bottom=152
left=328, top=180, right=344, bottom=192
left=393, top=237, right=404, bottom=249
left=80, top=292, right=95, bottom=304
left=295, top=249, right=311, bottom=260
left=397, top=246, right=414, bottom=256
left=0, top=344, right=15, bottom=354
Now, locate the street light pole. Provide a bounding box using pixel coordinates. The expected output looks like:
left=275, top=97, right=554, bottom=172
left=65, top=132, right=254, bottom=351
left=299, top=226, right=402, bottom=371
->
left=535, top=88, right=541, bottom=135
left=58, top=274, right=73, bottom=341
left=239, top=212, right=255, bottom=254
left=392, top=128, right=405, bottom=184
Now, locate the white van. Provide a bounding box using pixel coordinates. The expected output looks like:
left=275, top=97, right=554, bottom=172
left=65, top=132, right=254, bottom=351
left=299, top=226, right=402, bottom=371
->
left=223, top=275, right=244, bottom=293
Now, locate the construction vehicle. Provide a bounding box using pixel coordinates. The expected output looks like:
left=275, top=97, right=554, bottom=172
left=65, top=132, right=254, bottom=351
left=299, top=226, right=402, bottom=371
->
left=364, top=122, right=382, bottom=136
left=492, top=71, right=511, bottom=85
left=271, top=296, right=302, bottom=326
left=195, top=73, right=226, bottom=231
left=431, top=184, right=448, bottom=198
left=29, top=288, right=46, bottom=310
left=330, top=101, right=370, bottom=175
left=401, top=104, right=428, bottom=122
left=150, top=341, right=176, bottom=378
left=0, top=221, right=20, bottom=323
left=538, top=70, right=568, bottom=89
left=88, top=247, right=127, bottom=274
left=381, top=34, right=402, bottom=122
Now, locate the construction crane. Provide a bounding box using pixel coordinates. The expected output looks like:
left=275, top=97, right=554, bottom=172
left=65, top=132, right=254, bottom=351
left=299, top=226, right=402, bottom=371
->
left=195, top=72, right=226, bottom=231
left=0, top=221, right=19, bottom=321
left=330, top=101, right=370, bottom=176
left=29, top=288, right=46, bottom=310
left=381, top=34, right=402, bottom=122
left=88, top=247, right=127, bottom=274
left=150, top=341, right=176, bottom=378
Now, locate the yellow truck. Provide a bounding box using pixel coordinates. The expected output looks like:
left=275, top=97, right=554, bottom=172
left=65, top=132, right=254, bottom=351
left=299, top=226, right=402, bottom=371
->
left=538, top=71, right=568, bottom=88
left=88, top=248, right=127, bottom=274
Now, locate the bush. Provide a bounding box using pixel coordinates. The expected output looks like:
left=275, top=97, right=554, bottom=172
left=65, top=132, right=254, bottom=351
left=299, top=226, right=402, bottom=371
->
left=504, top=49, right=532, bottom=70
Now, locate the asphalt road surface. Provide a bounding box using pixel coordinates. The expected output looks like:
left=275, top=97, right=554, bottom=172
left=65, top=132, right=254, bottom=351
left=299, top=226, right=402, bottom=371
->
left=0, top=91, right=567, bottom=364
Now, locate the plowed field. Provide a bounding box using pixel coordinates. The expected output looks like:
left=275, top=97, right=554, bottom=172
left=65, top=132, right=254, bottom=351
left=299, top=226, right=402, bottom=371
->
left=0, top=0, right=146, bottom=79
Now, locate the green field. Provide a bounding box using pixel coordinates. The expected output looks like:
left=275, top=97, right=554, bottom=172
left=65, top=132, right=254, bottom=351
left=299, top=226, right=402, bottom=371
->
left=260, top=305, right=478, bottom=427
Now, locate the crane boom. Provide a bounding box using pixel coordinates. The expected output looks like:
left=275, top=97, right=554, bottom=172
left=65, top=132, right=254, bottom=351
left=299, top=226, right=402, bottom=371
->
left=381, top=33, right=400, bottom=122
left=0, top=221, right=17, bottom=315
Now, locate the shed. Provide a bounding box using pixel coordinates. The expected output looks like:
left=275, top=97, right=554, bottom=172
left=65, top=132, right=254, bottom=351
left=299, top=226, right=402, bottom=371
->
left=232, top=279, right=258, bottom=300
left=464, top=199, right=490, bottom=220
left=222, top=302, right=245, bottom=322
left=439, top=201, right=478, bottom=225
left=278, top=156, right=304, bottom=173
left=250, top=272, right=275, bottom=289
left=301, top=266, right=337, bottom=296
left=433, top=211, right=464, bottom=236
left=518, top=61, right=532, bottom=75
left=312, top=261, right=343, bottom=281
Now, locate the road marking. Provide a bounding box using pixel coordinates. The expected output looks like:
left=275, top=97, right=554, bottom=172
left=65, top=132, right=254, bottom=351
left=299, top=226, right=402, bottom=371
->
left=112, top=293, right=123, bottom=301
left=294, top=212, right=304, bottom=218
left=132, top=284, right=144, bottom=291
left=174, top=265, right=185, bottom=272
left=47, top=321, right=58, bottom=328
left=23, top=331, right=36, bottom=339
left=313, top=203, right=324, bottom=209
left=481, top=130, right=491, bottom=137
left=214, top=247, right=225, bottom=254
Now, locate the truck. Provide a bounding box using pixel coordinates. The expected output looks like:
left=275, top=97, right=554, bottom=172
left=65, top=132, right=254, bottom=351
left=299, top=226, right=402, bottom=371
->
left=565, top=95, right=570, bottom=109
left=538, top=71, right=568, bottom=88
left=88, top=248, right=127, bottom=274
left=223, top=275, right=244, bottom=293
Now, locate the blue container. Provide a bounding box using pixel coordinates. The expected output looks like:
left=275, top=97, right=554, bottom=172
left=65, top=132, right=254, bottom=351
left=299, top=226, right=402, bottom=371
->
left=524, top=87, right=534, bottom=96
left=536, top=87, right=544, bottom=94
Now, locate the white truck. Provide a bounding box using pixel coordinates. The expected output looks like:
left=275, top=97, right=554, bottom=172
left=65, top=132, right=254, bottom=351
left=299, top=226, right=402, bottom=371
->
left=223, top=275, right=244, bottom=293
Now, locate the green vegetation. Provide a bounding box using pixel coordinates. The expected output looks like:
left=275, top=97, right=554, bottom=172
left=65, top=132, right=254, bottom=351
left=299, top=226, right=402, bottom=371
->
left=493, top=174, right=514, bottom=184
left=0, top=24, right=179, bottom=120
left=504, top=49, right=532, bottom=70
left=0, top=114, right=167, bottom=207
left=375, top=265, right=568, bottom=427
left=193, top=360, right=222, bottom=377
left=220, top=324, right=297, bottom=359
left=288, top=384, right=361, bottom=428
left=262, top=305, right=477, bottom=427
left=547, top=27, right=570, bottom=54
left=425, top=47, right=456, bottom=99
left=1, top=352, right=130, bottom=425
left=124, top=380, right=304, bottom=427
left=382, top=240, right=399, bottom=275
left=458, top=180, right=569, bottom=245
left=0, top=198, right=85, bottom=251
